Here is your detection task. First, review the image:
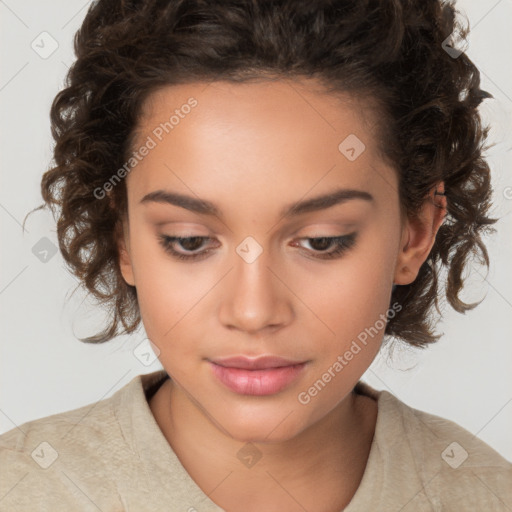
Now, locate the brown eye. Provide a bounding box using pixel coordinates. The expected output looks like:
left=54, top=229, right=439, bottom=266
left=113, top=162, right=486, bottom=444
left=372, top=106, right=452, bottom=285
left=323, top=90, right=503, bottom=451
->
left=292, top=233, right=357, bottom=260
left=158, top=235, right=215, bottom=261
left=157, top=233, right=358, bottom=262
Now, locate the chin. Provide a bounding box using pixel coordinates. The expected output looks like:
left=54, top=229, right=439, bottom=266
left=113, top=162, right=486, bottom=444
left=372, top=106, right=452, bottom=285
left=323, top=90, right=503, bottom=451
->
left=212, top=409, right=307, bottom=444
left=230, top=427, right=300, bottom=445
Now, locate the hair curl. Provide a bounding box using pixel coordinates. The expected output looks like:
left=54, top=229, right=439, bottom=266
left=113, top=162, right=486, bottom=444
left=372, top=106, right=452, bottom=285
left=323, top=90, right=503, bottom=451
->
left=29, top=0, right=497, bottom=346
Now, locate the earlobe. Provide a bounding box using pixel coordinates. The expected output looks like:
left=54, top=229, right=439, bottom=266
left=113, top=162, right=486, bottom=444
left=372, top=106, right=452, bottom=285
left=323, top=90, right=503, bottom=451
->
left=119, top=245, right=135, bottom=287
left=393, top=182, right=447, bottom=286
left=116, top=219, right=136, bottom=287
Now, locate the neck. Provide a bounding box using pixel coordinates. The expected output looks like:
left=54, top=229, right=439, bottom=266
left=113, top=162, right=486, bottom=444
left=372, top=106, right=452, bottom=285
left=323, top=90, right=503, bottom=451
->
left=149, top=379, right=377, bottom=512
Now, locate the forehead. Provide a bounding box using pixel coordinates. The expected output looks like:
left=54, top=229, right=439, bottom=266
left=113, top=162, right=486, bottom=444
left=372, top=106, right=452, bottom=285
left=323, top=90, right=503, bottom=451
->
left=137, top=79, right=380, bottom=148
left=126, top=79, right=397, bottom=215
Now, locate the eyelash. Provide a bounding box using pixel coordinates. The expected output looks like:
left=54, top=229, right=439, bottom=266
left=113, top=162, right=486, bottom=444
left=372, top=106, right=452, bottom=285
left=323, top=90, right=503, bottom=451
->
left=157, top=233, right=357, bottom=262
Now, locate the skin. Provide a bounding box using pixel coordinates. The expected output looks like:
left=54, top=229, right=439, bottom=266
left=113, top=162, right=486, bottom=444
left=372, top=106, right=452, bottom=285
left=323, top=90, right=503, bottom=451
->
left=116, top=79, right=446, bottom=512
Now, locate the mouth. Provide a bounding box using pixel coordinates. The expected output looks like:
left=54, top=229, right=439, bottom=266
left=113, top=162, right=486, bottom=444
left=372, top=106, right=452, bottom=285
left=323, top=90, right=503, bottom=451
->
left=208, top=355, right=308, bottom=396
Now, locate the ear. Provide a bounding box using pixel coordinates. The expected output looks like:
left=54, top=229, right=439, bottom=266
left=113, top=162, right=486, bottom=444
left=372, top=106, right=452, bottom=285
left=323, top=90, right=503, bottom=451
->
left=394, top=182, right=447, bottom=286
left=115, top=215, right=136, bottom=287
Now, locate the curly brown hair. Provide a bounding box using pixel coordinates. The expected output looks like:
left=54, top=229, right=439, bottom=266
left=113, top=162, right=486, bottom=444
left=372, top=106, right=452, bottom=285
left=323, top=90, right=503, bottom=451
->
left=28, top=0, right=497, bottom=347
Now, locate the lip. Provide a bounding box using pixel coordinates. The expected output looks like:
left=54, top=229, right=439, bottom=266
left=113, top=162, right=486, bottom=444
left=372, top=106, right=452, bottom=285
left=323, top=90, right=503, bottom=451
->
left=208, top=355, right=308, bottom=396
left=211, top=355, right=305, bottom=370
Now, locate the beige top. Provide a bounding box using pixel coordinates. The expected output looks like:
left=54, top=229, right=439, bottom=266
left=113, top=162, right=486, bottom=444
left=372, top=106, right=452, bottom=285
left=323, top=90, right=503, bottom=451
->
left=1, top=370, right=511, bottom=511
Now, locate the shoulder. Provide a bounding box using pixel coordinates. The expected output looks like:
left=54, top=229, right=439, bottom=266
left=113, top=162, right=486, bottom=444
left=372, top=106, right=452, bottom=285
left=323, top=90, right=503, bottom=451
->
left=0, top=382, right=121, bottom=458
left=379, top=390, right=512, bottom=510
left=0, top=375, right=145, bottom=511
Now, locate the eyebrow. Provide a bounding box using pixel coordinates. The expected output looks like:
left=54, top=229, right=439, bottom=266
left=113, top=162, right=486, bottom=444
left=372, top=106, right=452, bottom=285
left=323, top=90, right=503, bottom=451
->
left=140, top=187, right=374, bottom=219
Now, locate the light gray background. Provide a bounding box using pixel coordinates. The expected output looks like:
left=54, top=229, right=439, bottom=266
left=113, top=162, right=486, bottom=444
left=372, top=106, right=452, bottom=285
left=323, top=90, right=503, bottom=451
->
left=1, top=0, right=511, bottom=461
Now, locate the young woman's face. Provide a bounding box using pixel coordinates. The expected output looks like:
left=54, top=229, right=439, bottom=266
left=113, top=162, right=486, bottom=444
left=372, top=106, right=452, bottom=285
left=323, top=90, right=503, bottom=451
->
left=119, top=79, right=410, bottom=441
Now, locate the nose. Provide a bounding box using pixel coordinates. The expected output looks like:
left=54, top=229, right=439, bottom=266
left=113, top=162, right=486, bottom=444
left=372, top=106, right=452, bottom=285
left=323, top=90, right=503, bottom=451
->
left=217, top=247, right=293, bottom=336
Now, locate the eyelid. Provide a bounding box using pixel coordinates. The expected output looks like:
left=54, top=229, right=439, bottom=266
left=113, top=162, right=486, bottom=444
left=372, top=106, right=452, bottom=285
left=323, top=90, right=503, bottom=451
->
left=158, top=232, right=358, bottom=262
left=294, top=226, right=357, bottom=237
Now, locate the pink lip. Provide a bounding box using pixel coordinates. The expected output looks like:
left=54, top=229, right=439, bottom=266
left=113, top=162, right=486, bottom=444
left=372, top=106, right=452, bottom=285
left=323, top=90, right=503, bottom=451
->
left=209, top=356, right=307, bottom=396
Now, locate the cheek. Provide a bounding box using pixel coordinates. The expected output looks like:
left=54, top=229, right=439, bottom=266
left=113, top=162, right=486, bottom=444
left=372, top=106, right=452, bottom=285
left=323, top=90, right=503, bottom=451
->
left=306, top=230, right=398, bottom=357
left=131, top=216, right=399, bottom=352
left=127, top=230, right=202, bottom=339
left=320, top=233, right=396, bottom=310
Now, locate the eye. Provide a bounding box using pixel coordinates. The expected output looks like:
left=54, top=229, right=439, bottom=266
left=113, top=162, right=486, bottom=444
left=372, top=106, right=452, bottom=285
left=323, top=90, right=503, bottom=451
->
left=158, top=235, right=216, bottom=261
left=291, top=233, right=357, bottom=260
left=158, top=233, right=358, bottom=262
